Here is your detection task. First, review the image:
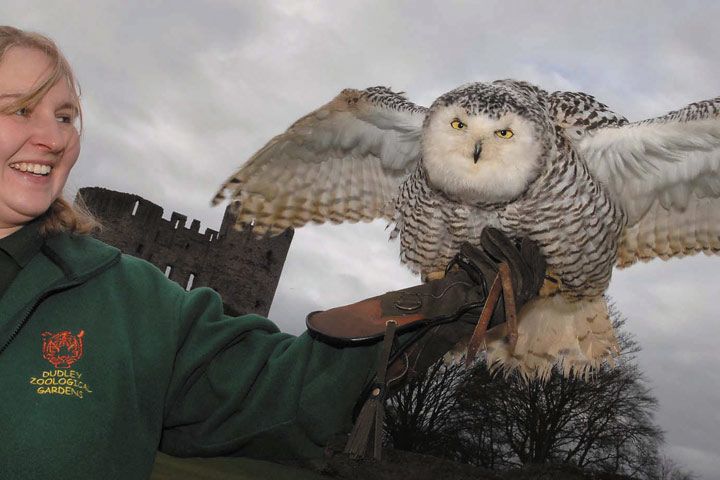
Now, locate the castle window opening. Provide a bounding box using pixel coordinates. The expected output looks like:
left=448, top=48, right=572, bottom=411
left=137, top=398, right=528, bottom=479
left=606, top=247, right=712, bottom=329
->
left=164, top=265, right=172, bottom=278
left=186, top=274, right=195, bottom=291
left=136, top=243, right=144, bottom=254
left=174, top=220, right=180, bottom=229
left=131, top=200, right=139, bottom=216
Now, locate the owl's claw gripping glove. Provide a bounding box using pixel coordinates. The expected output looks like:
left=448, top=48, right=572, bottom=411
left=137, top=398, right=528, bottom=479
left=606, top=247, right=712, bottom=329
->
left=306, top=227, right=546, bottom=460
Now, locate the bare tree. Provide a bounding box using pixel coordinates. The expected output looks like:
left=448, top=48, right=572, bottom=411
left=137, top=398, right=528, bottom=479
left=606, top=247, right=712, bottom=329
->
left=384, top=303, right=691, bottom=479
left=384, top=358, right=465, bottom=456
left=652, top=455, right=697, bottom=480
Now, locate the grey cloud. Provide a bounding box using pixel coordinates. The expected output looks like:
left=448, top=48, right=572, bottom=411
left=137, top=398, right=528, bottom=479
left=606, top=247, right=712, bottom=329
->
left=3, top=1, right=719, bottom=476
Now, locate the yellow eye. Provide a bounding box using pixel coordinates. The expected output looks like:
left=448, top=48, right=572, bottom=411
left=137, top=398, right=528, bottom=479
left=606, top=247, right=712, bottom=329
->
left=495, top=129, right=514, bottom=139
left=450, top=119, right=465, bottom=130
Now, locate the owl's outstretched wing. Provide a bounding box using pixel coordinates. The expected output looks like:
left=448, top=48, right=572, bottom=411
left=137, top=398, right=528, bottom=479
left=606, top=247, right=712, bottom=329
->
left=578, top=97, right=720, bottom=266
left=212, top=86, right=427, bottom=235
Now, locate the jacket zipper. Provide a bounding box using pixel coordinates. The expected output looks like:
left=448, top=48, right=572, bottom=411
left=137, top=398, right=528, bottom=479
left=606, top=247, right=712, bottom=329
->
left=0, top=248, right=120, bottom=356
left=0, top=281, right=83, bottom=356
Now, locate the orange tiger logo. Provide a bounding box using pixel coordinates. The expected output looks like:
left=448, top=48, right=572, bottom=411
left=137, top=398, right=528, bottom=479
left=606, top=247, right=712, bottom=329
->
left=41, top=330, right=85, bottom=369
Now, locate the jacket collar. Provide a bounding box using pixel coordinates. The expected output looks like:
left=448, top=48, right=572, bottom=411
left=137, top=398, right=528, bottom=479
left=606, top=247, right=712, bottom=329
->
left=0, top=233, right=120, bottom=355
left=0, top=218, right=44, bottom=268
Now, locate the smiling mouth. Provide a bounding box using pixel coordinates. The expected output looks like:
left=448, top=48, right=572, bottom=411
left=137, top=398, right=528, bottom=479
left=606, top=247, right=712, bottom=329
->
left=9, top=162, right=53, bottom=176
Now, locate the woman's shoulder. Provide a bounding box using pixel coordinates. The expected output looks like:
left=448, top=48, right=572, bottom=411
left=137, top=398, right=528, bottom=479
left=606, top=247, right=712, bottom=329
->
left=44, top=232, right=179, bottom=288
left=43, top=232, right=120, bottom=277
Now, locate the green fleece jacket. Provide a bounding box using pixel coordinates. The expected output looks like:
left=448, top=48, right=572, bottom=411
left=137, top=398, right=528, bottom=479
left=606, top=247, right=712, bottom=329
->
left=0, top=232, right=379, bottom=480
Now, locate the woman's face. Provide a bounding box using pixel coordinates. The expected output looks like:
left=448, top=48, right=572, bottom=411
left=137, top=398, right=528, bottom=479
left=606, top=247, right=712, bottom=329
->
left=0, top=46, right=80, bottom=235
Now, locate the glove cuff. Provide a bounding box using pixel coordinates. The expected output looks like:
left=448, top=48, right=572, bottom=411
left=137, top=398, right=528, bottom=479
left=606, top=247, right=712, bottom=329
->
left=306, top=296, right=426, bottom=344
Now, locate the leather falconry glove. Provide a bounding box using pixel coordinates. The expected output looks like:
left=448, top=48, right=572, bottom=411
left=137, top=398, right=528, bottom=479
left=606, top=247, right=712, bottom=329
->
left=306, top=227, right=546, bottom=460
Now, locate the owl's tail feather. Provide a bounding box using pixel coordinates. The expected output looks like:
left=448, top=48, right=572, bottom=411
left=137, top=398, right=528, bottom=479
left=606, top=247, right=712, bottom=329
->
left=482, top=295, right=618, bottom=380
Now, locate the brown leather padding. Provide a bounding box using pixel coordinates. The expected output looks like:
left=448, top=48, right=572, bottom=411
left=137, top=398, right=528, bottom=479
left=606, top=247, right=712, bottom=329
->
left=307, top=297, right=425, bottom=342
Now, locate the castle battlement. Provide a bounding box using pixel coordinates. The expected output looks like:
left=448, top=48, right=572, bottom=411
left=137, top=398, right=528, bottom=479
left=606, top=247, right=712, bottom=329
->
left=77, top=187, right=293, bottom=317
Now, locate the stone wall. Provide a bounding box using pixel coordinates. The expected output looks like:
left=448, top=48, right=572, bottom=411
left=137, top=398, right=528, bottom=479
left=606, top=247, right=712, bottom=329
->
left=76, top=187, right=293, bottom=317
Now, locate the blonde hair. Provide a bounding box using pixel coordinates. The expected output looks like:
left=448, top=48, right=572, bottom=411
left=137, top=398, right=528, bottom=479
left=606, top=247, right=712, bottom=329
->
left=0, top=26, right=98, bottom=235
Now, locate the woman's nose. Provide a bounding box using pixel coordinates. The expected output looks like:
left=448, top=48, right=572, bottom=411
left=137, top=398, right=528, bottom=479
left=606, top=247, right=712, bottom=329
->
left=29, top=113, right=64, bottom=152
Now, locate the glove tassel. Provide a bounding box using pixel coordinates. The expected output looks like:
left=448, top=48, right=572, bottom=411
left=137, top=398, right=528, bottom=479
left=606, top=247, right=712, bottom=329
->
left=344, top=319, right=397, bottom=461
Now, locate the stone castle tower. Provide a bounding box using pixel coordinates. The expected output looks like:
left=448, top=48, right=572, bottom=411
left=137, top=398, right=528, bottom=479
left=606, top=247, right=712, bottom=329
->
left=76, top=187, right=293, bottom=317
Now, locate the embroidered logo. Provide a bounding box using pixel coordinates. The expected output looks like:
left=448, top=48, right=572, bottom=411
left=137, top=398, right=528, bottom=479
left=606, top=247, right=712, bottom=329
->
left=41, top=330, right=84, bottom=369
left=29, top=330, right=93, bottom=399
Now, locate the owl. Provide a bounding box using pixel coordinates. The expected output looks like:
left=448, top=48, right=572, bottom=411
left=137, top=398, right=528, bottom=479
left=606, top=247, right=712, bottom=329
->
left=213, top=80, right=720, bottom=378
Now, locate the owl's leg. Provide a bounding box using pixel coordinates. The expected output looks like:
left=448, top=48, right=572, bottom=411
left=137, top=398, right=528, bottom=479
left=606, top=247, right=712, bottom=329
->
left=424, top=270, right=446, bottom=281
left=465, top=263, right=518, bottom=366
left=539, top=270, right=563, bottom=297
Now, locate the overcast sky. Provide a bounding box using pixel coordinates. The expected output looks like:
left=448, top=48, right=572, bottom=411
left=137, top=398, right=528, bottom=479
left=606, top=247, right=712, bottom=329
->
left=3, top=1, right=719, bottom=477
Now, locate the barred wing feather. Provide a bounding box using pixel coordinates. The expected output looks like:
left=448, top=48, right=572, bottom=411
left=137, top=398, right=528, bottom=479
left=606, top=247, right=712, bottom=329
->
left=579, top=97, right=720, bottom=266
left=213, top=87, right=427, bottom=235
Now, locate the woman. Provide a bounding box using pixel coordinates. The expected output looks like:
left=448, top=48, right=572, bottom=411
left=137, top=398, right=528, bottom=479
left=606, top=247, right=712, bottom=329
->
left=0, top=26, right=544, bottom=480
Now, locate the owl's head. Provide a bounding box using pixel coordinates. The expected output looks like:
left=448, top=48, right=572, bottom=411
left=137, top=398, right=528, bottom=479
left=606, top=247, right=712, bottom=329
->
left=422, top=80, right=555, bottom=205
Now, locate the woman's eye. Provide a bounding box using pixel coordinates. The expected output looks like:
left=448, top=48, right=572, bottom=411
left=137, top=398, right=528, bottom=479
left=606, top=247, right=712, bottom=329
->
left=14, top=107, right=29, bottom=117
left=57, top=115, right=73, bottom=124
left=450, top=119, right=465, bottom=130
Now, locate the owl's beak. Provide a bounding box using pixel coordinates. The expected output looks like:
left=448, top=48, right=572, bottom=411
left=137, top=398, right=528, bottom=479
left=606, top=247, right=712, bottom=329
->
left=473, top=142, right=483, bottom=163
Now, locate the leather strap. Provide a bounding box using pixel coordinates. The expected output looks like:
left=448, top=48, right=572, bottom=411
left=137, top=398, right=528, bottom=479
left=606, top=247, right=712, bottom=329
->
left=344, top=320, right=397, bottom=460
left=466, top=267, right=504, bottom=366
left=465, top=262, right=518, bottom=366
